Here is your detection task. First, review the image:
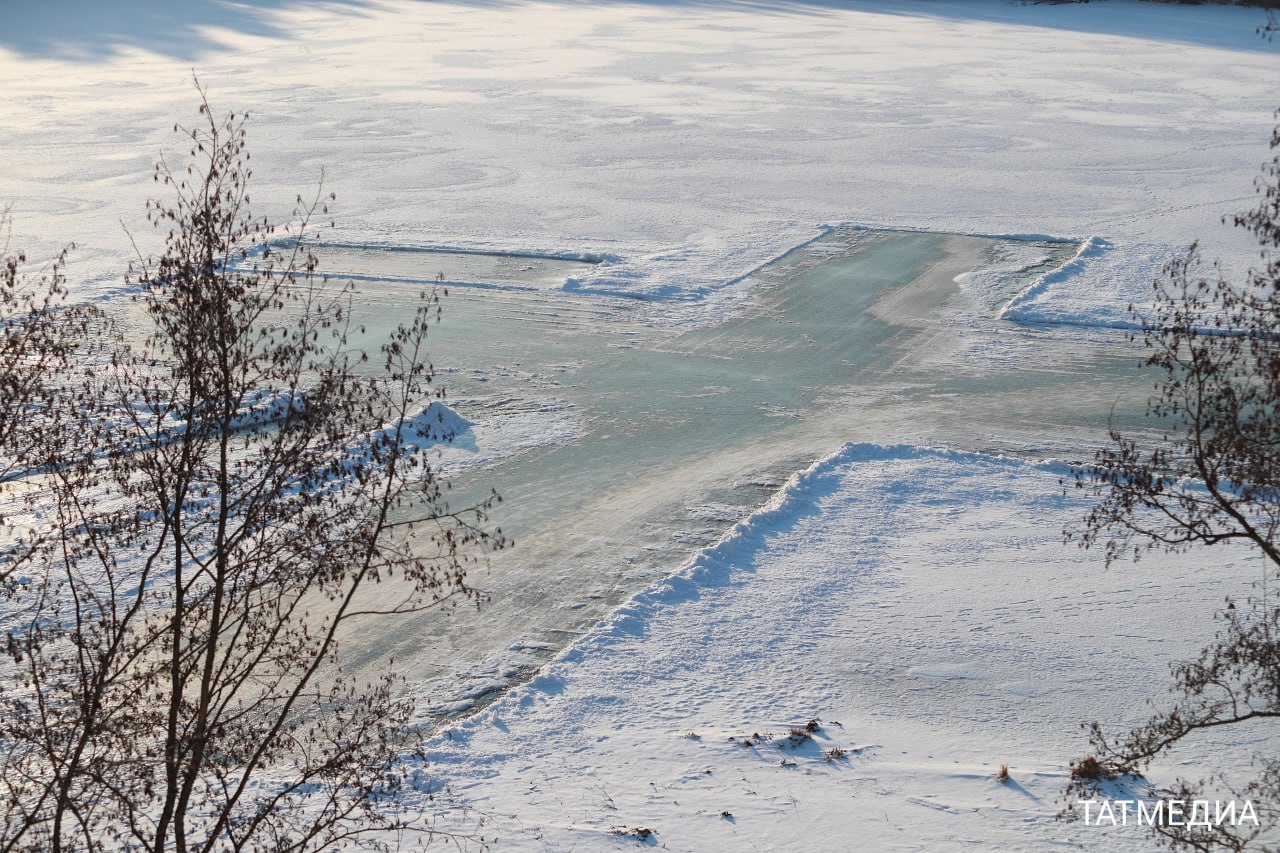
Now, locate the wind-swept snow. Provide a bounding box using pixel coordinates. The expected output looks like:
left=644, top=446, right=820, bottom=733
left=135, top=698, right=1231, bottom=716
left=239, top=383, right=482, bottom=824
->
left=998, top=237, right=1184, bottom=330
left=412, top=445, right=1263, bottom=851
left=2, top=1, right=1278, bottom=318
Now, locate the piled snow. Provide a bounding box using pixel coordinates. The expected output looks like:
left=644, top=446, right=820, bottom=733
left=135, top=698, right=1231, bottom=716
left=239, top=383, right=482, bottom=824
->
left=411, top=445, right=1262, bottom=851
left=384, top=400, right=474, bottom=452
left=369, top=397, right=582, bottom=478
left=998, top=237, right=1185, bottom=329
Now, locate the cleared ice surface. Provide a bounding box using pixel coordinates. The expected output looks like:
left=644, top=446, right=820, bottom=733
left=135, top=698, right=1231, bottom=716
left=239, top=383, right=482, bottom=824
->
left=299, top=244, right=600, bottom=291
left=313, top=229, right=1161, bottom=721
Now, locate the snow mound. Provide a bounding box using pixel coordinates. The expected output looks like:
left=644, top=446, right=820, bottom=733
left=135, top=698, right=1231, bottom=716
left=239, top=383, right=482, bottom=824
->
left=395, top=400, right=473, bottom=451
left=998, top=238, right=1179, bottom=330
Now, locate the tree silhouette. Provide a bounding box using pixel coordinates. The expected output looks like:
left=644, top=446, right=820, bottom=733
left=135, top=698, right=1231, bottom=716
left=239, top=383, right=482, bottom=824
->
left=0, top=89, right=503, bottom=852
left=1069, top=117, right=1280, bottom=852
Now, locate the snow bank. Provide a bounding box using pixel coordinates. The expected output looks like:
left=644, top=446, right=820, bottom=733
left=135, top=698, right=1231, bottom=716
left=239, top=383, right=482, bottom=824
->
left=385, top=400, right=474, bottom=452
left=409, top=444, right=1263, bottom=851
left=998, top=237, right=1186, bottom=329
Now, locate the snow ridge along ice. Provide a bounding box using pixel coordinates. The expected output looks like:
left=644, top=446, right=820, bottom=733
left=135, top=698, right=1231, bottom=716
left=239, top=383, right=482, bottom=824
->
left=437, top=443, right=1038, bottom=705
left=997, top=236, right=1197, bottom=331
left=416, top=442, right=1261, bottom=851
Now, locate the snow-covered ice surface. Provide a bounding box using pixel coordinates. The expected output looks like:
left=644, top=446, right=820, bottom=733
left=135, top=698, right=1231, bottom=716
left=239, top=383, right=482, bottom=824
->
left=998, top=237, right=1180, bottom=329
left=405, top=400, right=585, bottom=478
left=2, top=1, right=1277, bottom=312
left=415, top=446, right=1265, bottom=851
left=4, top=1, right=1280, bottom=849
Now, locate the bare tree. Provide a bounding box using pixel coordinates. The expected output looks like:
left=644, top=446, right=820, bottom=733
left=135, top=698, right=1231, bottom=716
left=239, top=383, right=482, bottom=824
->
left=0, top=209, right=86, bottom=587
left=1067, top=118, right=1280, bottom=851
left=0, top=90, right=503, bottom=851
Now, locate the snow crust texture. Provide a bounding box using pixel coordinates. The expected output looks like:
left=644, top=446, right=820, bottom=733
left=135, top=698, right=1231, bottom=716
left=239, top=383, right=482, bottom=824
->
left=2, top=1, right=1278, bottom=320
left=417, top=445, right=1260, bottom=852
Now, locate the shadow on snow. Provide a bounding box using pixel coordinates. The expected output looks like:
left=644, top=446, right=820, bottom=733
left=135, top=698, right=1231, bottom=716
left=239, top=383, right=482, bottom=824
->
left=2, top=0, right=1274, bottom=63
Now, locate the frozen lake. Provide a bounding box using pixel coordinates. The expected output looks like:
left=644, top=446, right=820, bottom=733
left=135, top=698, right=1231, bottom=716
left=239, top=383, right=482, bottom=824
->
left=5, top=2, right=1275, bottom=845
left=310, top=228, right=1159, bottom=718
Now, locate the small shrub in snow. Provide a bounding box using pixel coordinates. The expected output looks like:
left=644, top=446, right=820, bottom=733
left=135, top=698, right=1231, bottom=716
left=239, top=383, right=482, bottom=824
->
left=1070, top=117, right=1280, bottom=852
left=731, top=731, right=776, bottom=747
left=0, top=90, right=506, bottom=851
left=610, top=826, right=655, bottom=842
left=1070, top=755, right=1113, bottom=782
left=780, top=727, right=813, bottom=749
